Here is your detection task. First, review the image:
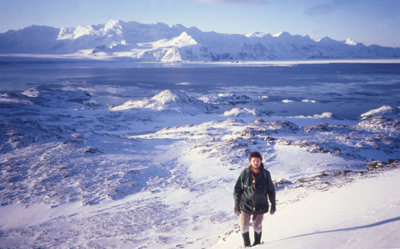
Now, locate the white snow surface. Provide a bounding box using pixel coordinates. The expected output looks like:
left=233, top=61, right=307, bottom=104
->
left=0, top=86, right=399, bottom=248
left=360, top=105, right=400, bottom=119
left=211, top=169, right=400, bottom=249
left=1, top=20, right=400, bottom=61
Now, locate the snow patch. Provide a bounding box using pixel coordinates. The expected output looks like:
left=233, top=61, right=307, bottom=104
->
left=222, top=107, right=256, bottom=117
left=360, top=105, right=400, bottom=119
left=110, top=89, right=205, bottom=112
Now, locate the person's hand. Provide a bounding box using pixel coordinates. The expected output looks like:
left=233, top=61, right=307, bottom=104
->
left=270, top=205, right=276, bottom=215
left=234, top=205, right=240, bottom=216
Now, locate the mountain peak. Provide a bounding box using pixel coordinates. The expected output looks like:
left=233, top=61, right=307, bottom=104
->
left=177, top=32, right=197, bottom=43
left=273, top=31, right=291, bottom=38
left=245, top=32, right=270, bottom=38
left=345, top=38, right=358, bottom=46
left=318, top=36, right=338, bottom=44
left=161, top=32, right=198, bottom=48
left=152, top=22, right=170, bottom=29
left=171, top=24, right=186, bottom=29
left=105, top=19, right=123, bottom=32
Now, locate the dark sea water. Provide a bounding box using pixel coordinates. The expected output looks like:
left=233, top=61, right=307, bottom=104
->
left=1, top=61, right=400, bottom=119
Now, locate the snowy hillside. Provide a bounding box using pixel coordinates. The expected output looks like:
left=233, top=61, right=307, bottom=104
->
left=0, top=83, right=399, bottom=248
left=1, top=20, right=400, bottom=61
left=211, top=168, right=400, bottom=249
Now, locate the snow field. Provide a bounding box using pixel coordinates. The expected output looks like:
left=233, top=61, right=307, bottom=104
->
left=211, top=169, right=400, bottom=249
left=0, top=86, right=399, bottom=248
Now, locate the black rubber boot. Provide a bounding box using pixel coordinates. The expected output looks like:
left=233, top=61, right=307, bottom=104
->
left=242, top=232, right=251, bottom=247
left=253, top=232, right=262, bottom=246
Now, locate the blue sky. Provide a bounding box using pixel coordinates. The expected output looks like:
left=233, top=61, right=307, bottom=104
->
left=0, top=0, right=399, bottom=47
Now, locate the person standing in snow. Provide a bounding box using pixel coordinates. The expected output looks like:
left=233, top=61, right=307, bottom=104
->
left=233, top=152, right=276, bottom=247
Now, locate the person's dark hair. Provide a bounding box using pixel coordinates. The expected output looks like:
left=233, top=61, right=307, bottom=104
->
left=249, top=152, right=262, bottom=161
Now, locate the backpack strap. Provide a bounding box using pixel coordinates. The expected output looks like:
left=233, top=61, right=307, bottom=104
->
left=243, top=167, right=250, bottom=184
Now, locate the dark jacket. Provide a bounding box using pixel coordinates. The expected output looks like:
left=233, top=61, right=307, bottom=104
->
left=233, top=164, right=276, bottom=214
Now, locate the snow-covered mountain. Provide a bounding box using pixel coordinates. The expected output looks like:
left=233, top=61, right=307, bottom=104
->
left=1, top=20, right=400, bottom=62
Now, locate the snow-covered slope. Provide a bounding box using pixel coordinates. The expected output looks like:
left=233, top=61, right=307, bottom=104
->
left=211, top=168, right=400, bottom=249
left=110, top=89, right=210, bottom=112
left=1, top=84, right=399, bottom=248
left=1, top=20, right=400, bottom=61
